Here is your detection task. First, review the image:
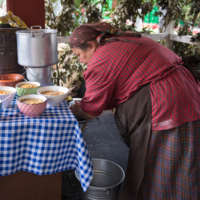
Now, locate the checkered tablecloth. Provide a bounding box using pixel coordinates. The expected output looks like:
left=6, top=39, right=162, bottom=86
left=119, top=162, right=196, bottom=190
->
left=0, top=95, right=93, bottom=192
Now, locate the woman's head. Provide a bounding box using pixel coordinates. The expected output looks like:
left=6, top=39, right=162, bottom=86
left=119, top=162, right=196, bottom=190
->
left=69, top=22, right=119, bottom=48
left=69, top=22, right=141, bottom=64
left=72, top=40, right=99, bottom=64
left=69, top=22, right=119, bottom=64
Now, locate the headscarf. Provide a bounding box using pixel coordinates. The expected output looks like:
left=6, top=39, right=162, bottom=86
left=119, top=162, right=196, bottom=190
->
left=69, top=22, right=141, bottom=48
left=69, top=22, right=120, bottom=48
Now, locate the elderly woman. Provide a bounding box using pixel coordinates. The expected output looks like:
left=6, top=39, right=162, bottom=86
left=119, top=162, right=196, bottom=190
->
left=69, top=22, right=200, bottom=200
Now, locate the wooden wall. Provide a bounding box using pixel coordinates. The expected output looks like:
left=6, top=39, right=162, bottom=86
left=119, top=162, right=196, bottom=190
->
left=7, top=0, right=45, bottom=29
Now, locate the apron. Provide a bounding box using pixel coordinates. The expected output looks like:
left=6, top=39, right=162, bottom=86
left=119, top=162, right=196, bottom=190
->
left=114, top=84, right=152, bottom=200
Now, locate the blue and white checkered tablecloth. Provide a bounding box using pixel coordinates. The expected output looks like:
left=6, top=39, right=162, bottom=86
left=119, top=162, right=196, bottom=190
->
left=0, top=95, right=93, bottom=192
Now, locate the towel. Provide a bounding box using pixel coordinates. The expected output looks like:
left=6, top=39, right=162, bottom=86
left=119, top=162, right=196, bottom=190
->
left=0, top=11, right=28, bottom=29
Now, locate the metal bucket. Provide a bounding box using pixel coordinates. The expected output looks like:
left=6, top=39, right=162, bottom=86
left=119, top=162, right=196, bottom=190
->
left=16, top=26, right=58, bottom=67
left=26, top=66, right=52, bottom=87
left=75, top=159, right=125, bottom=200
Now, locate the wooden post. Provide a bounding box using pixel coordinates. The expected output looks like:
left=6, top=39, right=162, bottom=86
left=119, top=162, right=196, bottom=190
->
left=165, top=20, right=175, bottom=50
left=112, top=0, right=117, bottom=9
left=164, top=0, right=174, bottom=50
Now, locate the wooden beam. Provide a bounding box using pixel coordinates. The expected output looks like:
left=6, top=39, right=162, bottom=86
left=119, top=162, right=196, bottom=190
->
left=169, top=34, right=200, bottom=45
left=57, top=36, right=69, bottom=43
left=165, top=20, right=176, bottom=50
left=142, top=33, right=168, bottom=40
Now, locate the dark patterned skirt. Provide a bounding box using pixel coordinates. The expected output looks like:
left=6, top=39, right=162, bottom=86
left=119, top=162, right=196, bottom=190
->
left=138, top=119, right=200, bottom=200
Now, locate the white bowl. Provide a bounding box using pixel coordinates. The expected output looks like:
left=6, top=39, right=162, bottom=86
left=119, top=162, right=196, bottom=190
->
left=0, top=86, right=17, bottom=109
left=37, top=86, right=69, bottom=107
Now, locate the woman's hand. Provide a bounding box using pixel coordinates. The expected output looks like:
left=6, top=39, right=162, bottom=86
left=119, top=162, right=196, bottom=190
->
left=70, top=101, right=96, bottom=120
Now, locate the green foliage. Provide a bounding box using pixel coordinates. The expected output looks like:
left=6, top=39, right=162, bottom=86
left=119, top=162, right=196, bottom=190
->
left=108, top=0, right=145, bottom=31
left=173, top=21, right=194, bottom=57
left=188, top=0, right=200, bottom=27
left=191, top=33, right=200, bottom=42
left=45, top=0, right=76, bottom=36
left=52, top=44, right=87, bottom=87
left=140, top=27, right=154, bottom=34
left=154, top=0, right=185, bottom=31
left=46, top=0, right=103, bottom=88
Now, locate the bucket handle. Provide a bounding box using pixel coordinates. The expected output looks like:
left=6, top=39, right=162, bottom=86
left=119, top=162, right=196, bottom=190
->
left=30, top=25, right=42, bottom=30
left=86, top=188, right=110, bottom=195
left=103, top=189, right=110, bottom=195
left=24, top=66, right=51, bottom=81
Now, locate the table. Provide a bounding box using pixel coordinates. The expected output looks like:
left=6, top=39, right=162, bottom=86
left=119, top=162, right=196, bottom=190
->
left=0, top=95, right=93, bottom=199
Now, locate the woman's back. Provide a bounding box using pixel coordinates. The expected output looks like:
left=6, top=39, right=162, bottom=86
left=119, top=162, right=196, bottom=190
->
left=82, top=36, right=200, bottom=129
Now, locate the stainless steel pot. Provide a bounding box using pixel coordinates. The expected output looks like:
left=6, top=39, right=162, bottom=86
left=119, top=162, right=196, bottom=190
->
left=16, top=26, right=58, bottom=67
left=75, top=159, right=125, bottom=200
left=26, top=66, right=52, bottom=87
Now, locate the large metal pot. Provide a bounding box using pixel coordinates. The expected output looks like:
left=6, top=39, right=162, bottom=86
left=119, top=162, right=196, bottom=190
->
left=75, top=158, right=125, bottom=200
left=16, top=26, right=58, bottom=67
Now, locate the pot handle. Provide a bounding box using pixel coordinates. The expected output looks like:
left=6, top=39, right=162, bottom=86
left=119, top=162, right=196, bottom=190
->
left=31, top=31, right=44, bottom=38
left=30, top=25, right=42, bottom=30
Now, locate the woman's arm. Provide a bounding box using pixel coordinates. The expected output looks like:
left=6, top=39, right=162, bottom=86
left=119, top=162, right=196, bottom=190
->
left=70, top=101, right=96, bottom=120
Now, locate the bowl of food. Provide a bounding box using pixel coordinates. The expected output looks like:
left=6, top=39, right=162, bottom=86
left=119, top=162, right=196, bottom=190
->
left=15, top=81, right=41, bottom=96
left=37, top=86, right=69, bottom=107
left=0, top=73, right=25, bottom=87
left=17, top=94, right=47, bottom=117
left=0, top=86, right=17, bottom=109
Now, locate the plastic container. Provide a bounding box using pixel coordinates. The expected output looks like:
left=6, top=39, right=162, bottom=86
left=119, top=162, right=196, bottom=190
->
left=0, top=74, right=24, bottom=87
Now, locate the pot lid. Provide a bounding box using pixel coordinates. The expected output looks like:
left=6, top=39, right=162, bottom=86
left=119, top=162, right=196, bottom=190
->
left=16, top=29, right=58, bottom=36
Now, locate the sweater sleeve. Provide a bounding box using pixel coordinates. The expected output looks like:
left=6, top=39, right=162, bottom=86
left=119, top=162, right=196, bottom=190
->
left=80, top=66, right=115, bottom=116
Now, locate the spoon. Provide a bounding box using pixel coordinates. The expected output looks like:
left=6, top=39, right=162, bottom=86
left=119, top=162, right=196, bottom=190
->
left=44, top=89, right=58, bottom=101
left=1, top=92, right=14, bottom=103
left=17, top=71, right=27, bottom=80
left=65, top=85, right=78, bottom=96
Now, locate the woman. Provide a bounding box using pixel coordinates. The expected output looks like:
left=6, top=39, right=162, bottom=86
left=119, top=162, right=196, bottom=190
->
left=69, top=22, right=200, bottom=200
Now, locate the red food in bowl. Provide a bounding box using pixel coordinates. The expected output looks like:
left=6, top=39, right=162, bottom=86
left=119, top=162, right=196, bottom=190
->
left=0, top=74, right=25, bottom=87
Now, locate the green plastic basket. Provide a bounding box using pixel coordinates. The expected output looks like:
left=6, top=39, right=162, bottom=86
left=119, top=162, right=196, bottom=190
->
left=15, top=82, right=41, bottom=96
